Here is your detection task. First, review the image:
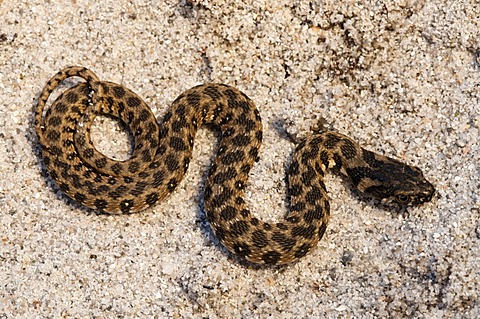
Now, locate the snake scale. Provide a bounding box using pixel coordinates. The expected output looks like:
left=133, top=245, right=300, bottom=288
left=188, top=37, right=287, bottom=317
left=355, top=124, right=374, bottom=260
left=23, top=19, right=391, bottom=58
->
left=34, top=66, right=435, bottom=265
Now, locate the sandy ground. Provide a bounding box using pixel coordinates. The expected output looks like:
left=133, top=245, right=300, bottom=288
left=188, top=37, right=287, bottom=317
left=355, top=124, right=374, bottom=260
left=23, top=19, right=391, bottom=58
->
left=1, top=0, right=479, bottom=318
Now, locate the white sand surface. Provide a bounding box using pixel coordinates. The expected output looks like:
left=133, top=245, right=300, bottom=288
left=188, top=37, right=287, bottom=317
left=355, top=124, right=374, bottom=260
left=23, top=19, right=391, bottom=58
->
left=1, top=0, right=479, bottom=317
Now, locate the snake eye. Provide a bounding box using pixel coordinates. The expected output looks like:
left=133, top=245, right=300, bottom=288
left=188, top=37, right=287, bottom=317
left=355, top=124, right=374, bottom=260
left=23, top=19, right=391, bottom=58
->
left=395, top=194, right=410, bottom=203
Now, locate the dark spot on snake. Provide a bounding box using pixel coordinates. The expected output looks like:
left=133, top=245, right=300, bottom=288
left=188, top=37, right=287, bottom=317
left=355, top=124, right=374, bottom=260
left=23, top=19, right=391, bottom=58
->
left=131, top=181, right=147, bottom=196
left=185, top=93, right=201, bottom=108
left=213, top=225, right=226, bottom=241
left=64, top=139, right=74, bottom=147
left=169, top=136, right=187, bottom=151
left=127, top=96, right=141, bottom=108
left=113, top=85, right=126, bottom=98
left=111, top=163, right=122, bottom=175
left=221, top=150, right=244, bottom=165
left=324, top=133, right=342, bottom=148
left=97, top=185, right=111, bottom=195
left=107, top=176, right=116, bottom=185
left=276, top=223, right=288, bottom=230
left=139, top=109, right=151, bottom=121
left=235, top=180, right=245, bottom=189
left=211, top=187, right=233, bottom=208
left=340, top=139, right=357, bottom=159
left=304, top=206, right=324, bottom=223
left=253, top=108, right=261, bottom=120
left=162, top=111, right=172, bottom=123
left=100, top=82, right=110, bottom=93
left=204, top=184, right=212, bottom=201
left=59, top=182, right=70, bottom=192
left=256, top=130, right=262, bottom=141
left=67, top=153, right=76, bottom=161
left=84, top=148, right=94, bottom=158
left=291, top=225, right=317, bottom=239
left=314, top=163, right=325, bottom=176
left=115, top=185, right=128, bottom=195
left=118, top=101, right=125, bottom=116
left=230, top=220, right=250, bottom=236
left=233, top=243, right=251, bottom=258
left=240, top=208, right=249, bottom=217
left=262, top=251, right=281, bottom=264
left=240, top=163, right=251, bottom=174
left=319, top=180, right=327, bottom=192
left=82, top=170, right=92, bottom=179
left=289, top=160, right=299, bottom=176
left=289, top=184, right=302, bottom=197
left=94, top=199, right=108, bottom=210
left=272, top=232, right=296, bottom=251
left=65, top=91, right=78, bottom=103
left=152, top=171, right=164, bottom=187
left=214, top=106, right=222, bottom=118
left=250, top=218, right=259, bottom=226
left=120, top=199, right=134, bottom=213
left=223, top=128, right=235, bottom=138
left=362, top=149, right=378, bottom=167
left=294, top=243, right=312, bottom=259
left=70, top=106, right=81, bottom=115
left=232, top=134, right=250, bottom=146
left=213, top=167, right=237, bottom=184
left=305, top=185, right=322, bottom=205
left=95, top=158, right=107, bottom=169
left=333, top=153, right=343, bottom=169
left=286, top=215, right=300, bottom=224
left=220, top=206, right=237, bottom=221
left=73, top=164, right=82, bottom=171
left=106, top=97, right=114, bottom=109
left=123, top=176, right=134, bottom=184
left=74, top=192, right=86, bottom=203
left=157, top=144, right=167, bottom=156
left=167, top=178, right=178, bottom=192
left=71, top=174, right=82, bottom=188
left=172, top=119, right=187, bottom=132
left=49, top=169, right=57, bottom=180
left=183, top=157, right=190, bottom=173
left=290, top=201, right=305, bottom=213
left=320, top=150, right=329, bottom=168
left=301, top=165, right=315, bottom=185
left=252, top=230, right=268, bottom=248
left=128, top=161, right=140, bottom=173
left=263, top=223, right=272, bottom=231
left=146, top=192, right=159, bottom=206
left=219, top=113, right=232, bottom=125
left=248, top=147, right=259, bottom=159
left=346, top=166, right=372, bottom=186
left=318, top=222, right=328, bottom=239
left=48, top=116, right=62, bottom=126
left=165, top=154, right=179, bottom=172
left=54, top=102, right=67, bottom=113
left=127, top=111, right=135, bottom=124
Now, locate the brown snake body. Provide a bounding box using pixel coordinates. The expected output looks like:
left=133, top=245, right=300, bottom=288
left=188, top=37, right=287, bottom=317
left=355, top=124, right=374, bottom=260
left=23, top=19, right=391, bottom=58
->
left=34, top=66, right=435, bottom=265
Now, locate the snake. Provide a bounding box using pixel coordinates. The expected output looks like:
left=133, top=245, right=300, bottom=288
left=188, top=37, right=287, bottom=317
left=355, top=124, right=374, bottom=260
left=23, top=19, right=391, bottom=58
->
left=34, top=66, right=435, bottom=265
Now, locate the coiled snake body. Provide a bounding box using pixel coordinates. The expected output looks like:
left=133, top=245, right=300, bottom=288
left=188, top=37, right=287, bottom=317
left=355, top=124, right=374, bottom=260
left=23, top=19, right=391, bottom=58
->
left=34, top=67, right=435, bottom=265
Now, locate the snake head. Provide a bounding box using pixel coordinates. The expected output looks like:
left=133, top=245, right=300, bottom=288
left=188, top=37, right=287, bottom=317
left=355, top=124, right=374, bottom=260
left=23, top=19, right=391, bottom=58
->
left=351, top=157, right=436, bottom=206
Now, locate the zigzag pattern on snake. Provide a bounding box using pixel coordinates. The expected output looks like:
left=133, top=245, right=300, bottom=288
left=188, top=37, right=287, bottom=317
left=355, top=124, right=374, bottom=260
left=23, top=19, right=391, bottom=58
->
left=34, top=66, right=435, bottom=265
